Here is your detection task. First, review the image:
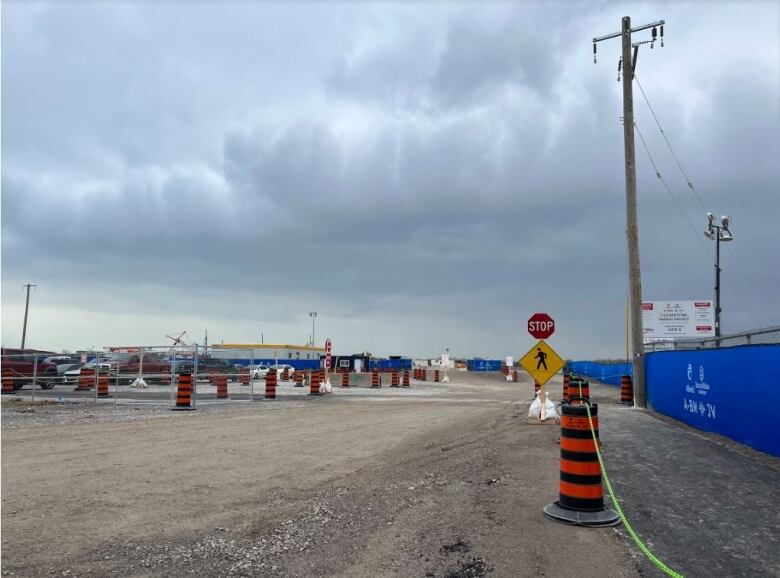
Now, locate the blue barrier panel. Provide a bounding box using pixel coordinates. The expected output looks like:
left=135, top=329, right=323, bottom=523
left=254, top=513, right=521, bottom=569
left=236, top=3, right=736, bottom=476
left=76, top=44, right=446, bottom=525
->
left=569, top=361, right=632, bottom=385
left=227, top=359, right=320, bottom=370
left=646, top=345, right=780, bottom=457
left=368, top=359, right=413, bottom=370
left=467, top=359, right=502, bottom=372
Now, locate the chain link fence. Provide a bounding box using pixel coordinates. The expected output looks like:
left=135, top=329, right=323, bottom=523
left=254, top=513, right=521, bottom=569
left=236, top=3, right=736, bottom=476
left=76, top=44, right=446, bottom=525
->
left=644, top=325, right=780, bottom=352
left=1, top=344, right=264, bottom=405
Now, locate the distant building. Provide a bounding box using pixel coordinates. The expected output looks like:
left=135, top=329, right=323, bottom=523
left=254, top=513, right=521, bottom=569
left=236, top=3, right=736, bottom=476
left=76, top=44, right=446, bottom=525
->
left=209, top=344, right=325, bottom=370
left=330, top=353, right=371, bottom=372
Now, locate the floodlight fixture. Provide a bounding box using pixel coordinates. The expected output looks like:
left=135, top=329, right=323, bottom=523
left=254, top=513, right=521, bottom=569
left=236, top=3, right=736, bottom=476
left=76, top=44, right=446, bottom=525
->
left=704, top=211, right=735, bottom=342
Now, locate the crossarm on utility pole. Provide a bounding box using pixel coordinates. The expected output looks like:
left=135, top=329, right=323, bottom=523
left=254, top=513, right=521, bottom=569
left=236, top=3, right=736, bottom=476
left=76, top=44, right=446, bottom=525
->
left=593, top=20, right=664, bottom=43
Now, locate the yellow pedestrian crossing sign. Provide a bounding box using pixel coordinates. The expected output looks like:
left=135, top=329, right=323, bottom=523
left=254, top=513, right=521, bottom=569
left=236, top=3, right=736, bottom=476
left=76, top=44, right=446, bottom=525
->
left=519, top=340, right=565, bottom=386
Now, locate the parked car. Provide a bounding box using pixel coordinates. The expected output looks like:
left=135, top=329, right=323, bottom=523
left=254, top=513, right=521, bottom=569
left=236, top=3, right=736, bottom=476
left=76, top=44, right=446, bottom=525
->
left=252, top=364, right=295, bottom=379
left=56, top=363, right=83, bottom=378
left=1, top=348, right=58, bottom=389
left=168, top=358, right=196, bottom=374
left=44, top=355, right=77, bottom=366
left=105, top=352, right=170, bottom=383
left=198, top=358, right=239, bottom=374
left=62, top=359, right=112, bottom=385
left=250, top=365, right=270, bottom=379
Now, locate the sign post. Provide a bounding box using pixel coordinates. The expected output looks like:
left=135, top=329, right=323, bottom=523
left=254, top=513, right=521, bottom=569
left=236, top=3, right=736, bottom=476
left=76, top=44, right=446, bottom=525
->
left=325, top=338, right=332, bottom=382
left=524, top=314, right=559, bottom=423
left=441, top=350, right=450, bottom=383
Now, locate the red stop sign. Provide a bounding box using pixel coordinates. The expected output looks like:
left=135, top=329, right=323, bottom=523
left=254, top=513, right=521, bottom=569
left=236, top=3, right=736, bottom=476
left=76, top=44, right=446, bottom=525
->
left=528, top=313, right=555, bottom=339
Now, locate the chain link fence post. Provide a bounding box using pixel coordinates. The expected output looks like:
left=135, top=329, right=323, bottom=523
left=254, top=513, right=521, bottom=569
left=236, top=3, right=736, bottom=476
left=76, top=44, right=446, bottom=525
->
left=193, top=344, right=199, bottom=410
left=250, top=348, right=255, bottom=402
left=31, top=353, right=38, bottom=402
left=94, top=350, right=99, bottom=404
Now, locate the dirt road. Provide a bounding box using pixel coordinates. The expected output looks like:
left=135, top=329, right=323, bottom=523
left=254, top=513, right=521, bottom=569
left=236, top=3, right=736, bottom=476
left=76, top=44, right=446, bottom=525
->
left=2, top=375, right=637, bottom=577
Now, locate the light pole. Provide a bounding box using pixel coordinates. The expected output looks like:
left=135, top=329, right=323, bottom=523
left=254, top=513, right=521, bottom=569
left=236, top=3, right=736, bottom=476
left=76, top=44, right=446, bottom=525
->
left=309, top=312, right=317, bottom=346
left=704, top=213, right=733, bottom=342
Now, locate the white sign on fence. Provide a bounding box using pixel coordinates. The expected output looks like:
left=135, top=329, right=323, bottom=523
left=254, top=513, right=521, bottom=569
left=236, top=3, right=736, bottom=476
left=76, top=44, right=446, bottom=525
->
left=642, top=300, right=714, bottom=343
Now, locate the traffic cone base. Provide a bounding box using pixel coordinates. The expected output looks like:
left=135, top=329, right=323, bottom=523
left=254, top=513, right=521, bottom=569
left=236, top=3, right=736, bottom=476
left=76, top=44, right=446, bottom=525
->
left=542, top=502, right=620, bottom=527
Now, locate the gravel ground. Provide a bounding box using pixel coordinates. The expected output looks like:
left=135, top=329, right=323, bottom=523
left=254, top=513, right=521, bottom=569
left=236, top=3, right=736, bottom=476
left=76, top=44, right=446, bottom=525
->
left=1, top=398, right=288, bottom=428
left=3, top=374, right=636, bottom=577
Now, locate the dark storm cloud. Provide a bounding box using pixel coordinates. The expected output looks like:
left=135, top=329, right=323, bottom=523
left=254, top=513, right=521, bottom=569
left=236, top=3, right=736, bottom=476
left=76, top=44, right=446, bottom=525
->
left=2, top=2, right=778, bottom=356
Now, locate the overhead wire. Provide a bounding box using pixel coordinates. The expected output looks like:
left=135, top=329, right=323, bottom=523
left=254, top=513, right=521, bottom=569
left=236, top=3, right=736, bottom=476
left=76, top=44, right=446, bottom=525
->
left=634, top=75, right=773, bottom=327
left=634, top=123, right=718, bottom=261
left=633, top=121, right=762, bottom=328
left=635, top=77, right=708, bottom=211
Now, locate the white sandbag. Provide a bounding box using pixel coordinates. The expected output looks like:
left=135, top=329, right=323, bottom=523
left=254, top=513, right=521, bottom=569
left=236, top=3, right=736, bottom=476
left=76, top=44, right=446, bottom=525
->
left=543, top=396, right=558, bottom=420
left=528, top=396, right=541, bottom=419
left=505, top=373, right=513, bottom=382
left=527, top=392, right=559, bottom=420
left=130, top=377, right=148, bottom=389
left=321, top=379, right=333, bottom=394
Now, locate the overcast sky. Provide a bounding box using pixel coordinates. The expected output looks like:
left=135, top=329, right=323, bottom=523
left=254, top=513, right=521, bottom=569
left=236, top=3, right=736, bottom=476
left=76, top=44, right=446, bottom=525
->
left=2, top=1, right=778, bottom=359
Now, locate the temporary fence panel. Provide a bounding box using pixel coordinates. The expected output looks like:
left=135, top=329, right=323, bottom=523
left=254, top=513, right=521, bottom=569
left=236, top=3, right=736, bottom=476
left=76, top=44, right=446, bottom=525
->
left=646, top=344, right=780, bottom=457
left=0, top=351, right=69, bottom=393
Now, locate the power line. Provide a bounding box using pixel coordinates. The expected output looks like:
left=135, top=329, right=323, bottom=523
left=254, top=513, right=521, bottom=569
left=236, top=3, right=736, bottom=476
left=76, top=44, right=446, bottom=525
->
left=634, top=123, right=716, bottom=259
left=634, top=76, right=708, bottom=210
left=634, top=122, right=762, bottom=328
left=634, top=75, right=777, bottom=326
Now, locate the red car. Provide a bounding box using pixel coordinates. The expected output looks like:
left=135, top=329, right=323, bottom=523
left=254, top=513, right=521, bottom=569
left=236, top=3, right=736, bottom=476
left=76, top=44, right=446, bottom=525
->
left=106, top=352, right=170, bottom=383
left=1, top=348, right=59, bottom=389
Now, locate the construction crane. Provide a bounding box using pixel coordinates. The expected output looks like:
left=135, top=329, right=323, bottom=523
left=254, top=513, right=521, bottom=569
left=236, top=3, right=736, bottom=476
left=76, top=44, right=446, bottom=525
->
left=165, top=331, right=197, bottom=358
left=166, top=331, right=189, bottom=347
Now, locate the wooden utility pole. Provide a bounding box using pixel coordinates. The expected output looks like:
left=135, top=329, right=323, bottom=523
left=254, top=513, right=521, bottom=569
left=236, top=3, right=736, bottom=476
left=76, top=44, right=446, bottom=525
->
left=593, top=17, right=664, bottom=409
left=21, top=283, right=37, bottom=349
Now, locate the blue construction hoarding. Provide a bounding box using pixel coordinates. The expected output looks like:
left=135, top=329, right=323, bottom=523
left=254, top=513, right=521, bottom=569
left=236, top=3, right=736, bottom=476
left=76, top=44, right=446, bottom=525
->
left=568, top=361, right=632, bottom=385
left=368, top=358, right=412, bottom=370
left=467, top=359, right=502, bottom=372
left=645, top=345, right=780, bottom=457
left=226, top=358, right=320, bottom=370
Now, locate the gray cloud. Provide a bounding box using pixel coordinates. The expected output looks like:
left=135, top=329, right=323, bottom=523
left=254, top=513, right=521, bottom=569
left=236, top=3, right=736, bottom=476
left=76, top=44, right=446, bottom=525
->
left=2, top=2, right=778, bottom=358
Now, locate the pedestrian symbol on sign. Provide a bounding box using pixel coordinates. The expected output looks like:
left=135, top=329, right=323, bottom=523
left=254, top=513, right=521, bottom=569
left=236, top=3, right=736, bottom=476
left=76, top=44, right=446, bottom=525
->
left=534, top=348, right=548, bottom=370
